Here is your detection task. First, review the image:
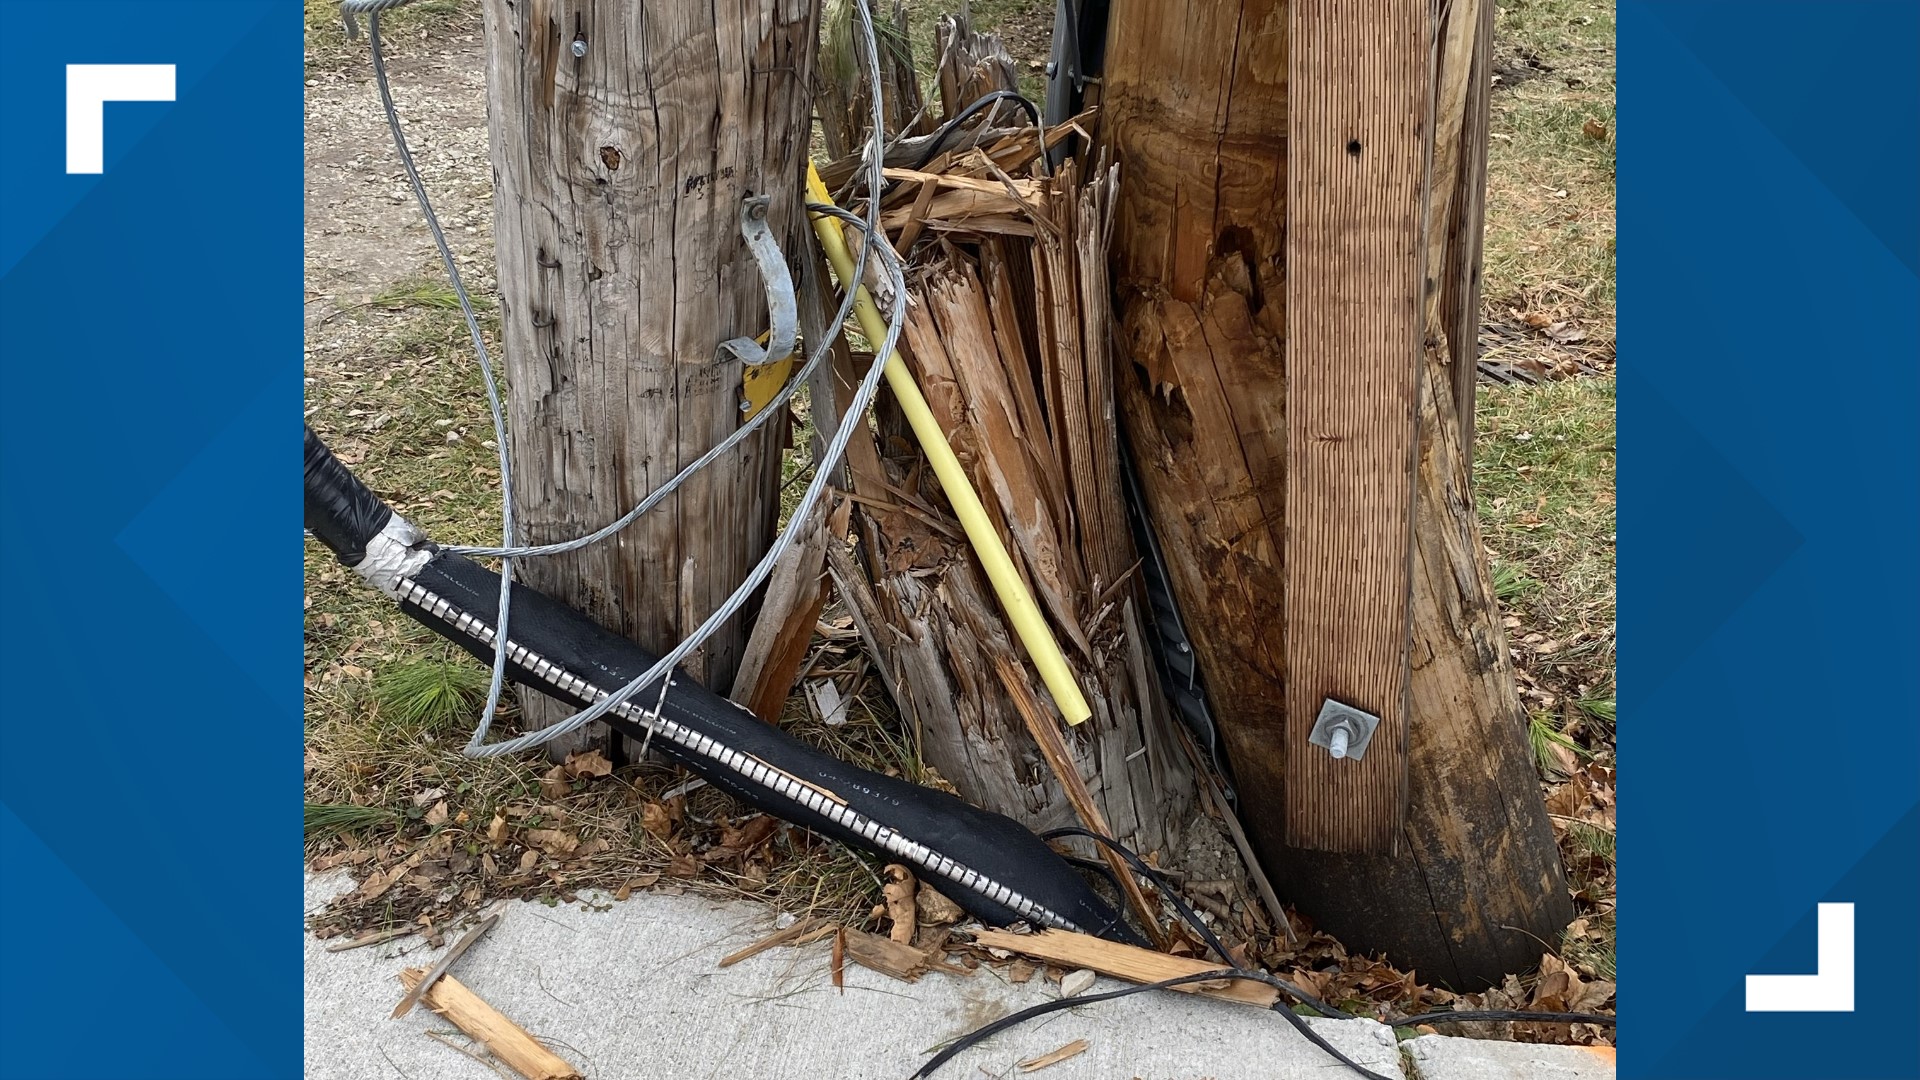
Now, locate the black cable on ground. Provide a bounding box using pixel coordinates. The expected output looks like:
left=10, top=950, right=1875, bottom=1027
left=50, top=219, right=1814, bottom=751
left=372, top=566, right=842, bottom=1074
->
left=1387, top=1009, right=1618, bottom=1028
left=1042, top=826, right=1237, bottom=968
left=1058, top=855, right=1127, bottom=900
left=919, top=827, right=1616, bottom=1079
left=911, top=969, right=1401, bottom=1080
left=912, top=90, right=1044, bottom=169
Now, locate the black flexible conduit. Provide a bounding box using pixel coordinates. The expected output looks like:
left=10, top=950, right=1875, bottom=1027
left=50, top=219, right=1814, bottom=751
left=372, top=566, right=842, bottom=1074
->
left=305, top=426, right=1139, bottom=945
left=311, top=429, right=1614, bottom=1078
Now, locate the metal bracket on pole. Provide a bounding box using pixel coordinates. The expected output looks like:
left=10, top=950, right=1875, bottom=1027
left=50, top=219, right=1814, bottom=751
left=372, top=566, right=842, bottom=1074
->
left=1308, top=698, right=1381, bottom=762
left=722, top=196, right=799, bottom=421
left=720, top=195, right=798, bottom=370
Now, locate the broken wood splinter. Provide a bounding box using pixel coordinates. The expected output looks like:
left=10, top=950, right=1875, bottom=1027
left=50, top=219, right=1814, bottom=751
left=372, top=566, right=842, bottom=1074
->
left=396, top=967, right=581, bottom=1080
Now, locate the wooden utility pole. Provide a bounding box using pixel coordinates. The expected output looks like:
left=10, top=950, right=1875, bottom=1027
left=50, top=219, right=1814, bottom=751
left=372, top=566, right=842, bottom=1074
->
left=1102, top=0, right=1572, bottom=987
left=480, top=0, right=818, bottom=751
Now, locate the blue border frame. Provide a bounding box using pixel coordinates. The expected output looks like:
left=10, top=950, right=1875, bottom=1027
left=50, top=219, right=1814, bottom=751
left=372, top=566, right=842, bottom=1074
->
left=0, top=1, right=1914, bottom=1077
left=0, top=2, right=303, bottom=1075
left=1619, top=2, right=1919, bottom=1077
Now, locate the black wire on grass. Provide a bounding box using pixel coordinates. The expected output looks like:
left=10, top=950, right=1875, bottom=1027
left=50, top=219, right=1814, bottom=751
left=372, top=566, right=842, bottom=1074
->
left=911, top=90, right=1046, bottom=170
left=917, top=828, right=1618, bottom=1079
left=1042, top=826, right=1233, bottom=964
left=1389, top=1009, right=1618, bottom=1028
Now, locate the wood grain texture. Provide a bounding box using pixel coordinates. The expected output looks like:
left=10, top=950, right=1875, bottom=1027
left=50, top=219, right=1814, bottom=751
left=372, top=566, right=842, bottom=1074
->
left=1275, top=308, right=1573, bottom=988
left=1442, top=0, right=1495, bottom=455
left=1280, top=0, right=1430, bottom=852
left=1102, top=0, right=1570, bottom=985
left=482, top=0, right=817, bottom=752
left=397, top=968, right=580, bottom=1080
left=1102, top=0, right=1293, bottom=860
left=831, top=167, right=1199, bottom=857
left=971, top=928, right=1279, bottom=1009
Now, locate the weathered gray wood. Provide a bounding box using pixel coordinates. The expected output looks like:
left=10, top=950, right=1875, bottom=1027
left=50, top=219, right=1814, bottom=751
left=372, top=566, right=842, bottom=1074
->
left=830, top=168, right=1200, bottom=860
left=481, top=0, right=818, bottom=753
left=934, top=9, right=1019, bottom=122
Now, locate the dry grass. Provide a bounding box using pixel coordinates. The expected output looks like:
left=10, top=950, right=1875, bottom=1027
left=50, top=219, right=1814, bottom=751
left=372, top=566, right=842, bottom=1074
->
left=1474, top=0, right=1617, bottom=989
left=1483, top=0, right=1616, bottom=351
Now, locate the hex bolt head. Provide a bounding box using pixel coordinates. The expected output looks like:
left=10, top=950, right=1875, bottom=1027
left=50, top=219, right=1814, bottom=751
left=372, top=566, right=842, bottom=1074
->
left=1327, top=723, right=1352, bottom=759
left=1308, top=699, right=1380, bottom=762
left=571, top=37, right=589, bottom=58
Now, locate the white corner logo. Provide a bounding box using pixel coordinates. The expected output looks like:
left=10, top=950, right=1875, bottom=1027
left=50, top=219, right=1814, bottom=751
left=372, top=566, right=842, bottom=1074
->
left=66, top=64, right=176, bottom=174
left=1745, top=902, right=1854, bottom=1012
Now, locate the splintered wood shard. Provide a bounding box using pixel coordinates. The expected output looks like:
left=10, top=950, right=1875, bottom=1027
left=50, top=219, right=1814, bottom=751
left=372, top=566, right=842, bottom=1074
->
left=835, top=149, right=1202, bottom=863
left=971, top=928, right=1279, bottom=1009
left=396, top=968, right=581, bottom=1080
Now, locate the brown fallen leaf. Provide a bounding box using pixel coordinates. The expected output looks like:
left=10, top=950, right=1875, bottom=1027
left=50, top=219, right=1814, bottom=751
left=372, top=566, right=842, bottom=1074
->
left=613, top=872, right=661, bottom=901
left=1008, top=958, right=1037, bottom=985
left=423, top=801, right=449, bottom=827
left=525, top=829, right=579, bottom=857
left=640, top=802, right=673, bottom=840
left=356, top=851, right=426, bottom=904
left=487, top=813, right=509, bottom=845
left=666, top=853, right=702, bottom=878
left=1018, top=1040, right=1089, bottom=1072
left=916, top=886, right=966, bottom=927
left=1582, top=117, right=1608, bottom=140
left=563, top=749, right=613, bottom=779
left=715, top=815, right=779, bottom=857
left=883, top=864, right=919, bottom=945
left=515, top=849, right=540, bottom=875
left=539, top=765, right=572, bottom=801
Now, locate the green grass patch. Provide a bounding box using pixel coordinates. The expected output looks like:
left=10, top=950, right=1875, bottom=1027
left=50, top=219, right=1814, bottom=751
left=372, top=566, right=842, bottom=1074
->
left=370, top=278, right=491, bottom=313
left=375, top=652, right=491, bottom=733
left=1475, top=375, right=1616, bottom=692
left=305, top=802, right=400, bottom=840
left=1484, top=0, right=1616, bottom=337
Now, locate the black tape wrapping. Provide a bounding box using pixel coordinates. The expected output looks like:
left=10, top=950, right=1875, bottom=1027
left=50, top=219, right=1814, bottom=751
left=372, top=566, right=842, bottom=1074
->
left=400, top=550, right=1140, bottom=943
left=305, top=426, right=393, bottom=565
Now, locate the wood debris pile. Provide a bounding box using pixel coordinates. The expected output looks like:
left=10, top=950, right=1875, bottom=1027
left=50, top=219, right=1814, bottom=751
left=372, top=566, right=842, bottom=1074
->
left=824, top=122, right=1209, bottom=880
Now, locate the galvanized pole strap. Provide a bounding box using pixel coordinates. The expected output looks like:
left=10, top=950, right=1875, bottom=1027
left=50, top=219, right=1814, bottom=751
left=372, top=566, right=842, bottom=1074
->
left=718, top=196, right=798, bottom=369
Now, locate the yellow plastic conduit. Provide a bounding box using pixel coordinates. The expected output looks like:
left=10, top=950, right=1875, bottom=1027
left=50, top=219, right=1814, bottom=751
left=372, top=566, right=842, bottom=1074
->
left=805, top=164, right=1092, bottom=725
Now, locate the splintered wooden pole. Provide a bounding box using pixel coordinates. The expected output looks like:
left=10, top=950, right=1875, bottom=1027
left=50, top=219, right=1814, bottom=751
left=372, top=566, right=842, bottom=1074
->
left=1441, top=0, right=1496, bottom=453
left=1280, top=0, right=1428, bottom=853
left=1103, top=0, right=1571, bottom=988
left=481, top=0, right=818, bottom=753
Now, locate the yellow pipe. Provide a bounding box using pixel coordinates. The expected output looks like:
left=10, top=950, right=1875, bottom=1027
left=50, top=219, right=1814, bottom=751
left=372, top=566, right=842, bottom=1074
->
left=805, top=164, right=1092, bottom=726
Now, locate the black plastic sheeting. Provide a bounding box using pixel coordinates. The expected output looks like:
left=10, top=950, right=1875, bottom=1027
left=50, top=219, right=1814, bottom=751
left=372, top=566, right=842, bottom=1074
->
left=302, top=426, right=1138, bottom=943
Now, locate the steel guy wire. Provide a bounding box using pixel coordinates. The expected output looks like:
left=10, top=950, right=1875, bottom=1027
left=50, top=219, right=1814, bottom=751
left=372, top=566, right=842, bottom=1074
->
left=365, top=11, right=518, bottom=750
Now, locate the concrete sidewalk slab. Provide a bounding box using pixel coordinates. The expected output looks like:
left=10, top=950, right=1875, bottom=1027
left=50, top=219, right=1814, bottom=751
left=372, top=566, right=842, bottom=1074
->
left=1404, top=1033, right=1615, bottom=1080
left=305, top=871, right=1403, bottom=1080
